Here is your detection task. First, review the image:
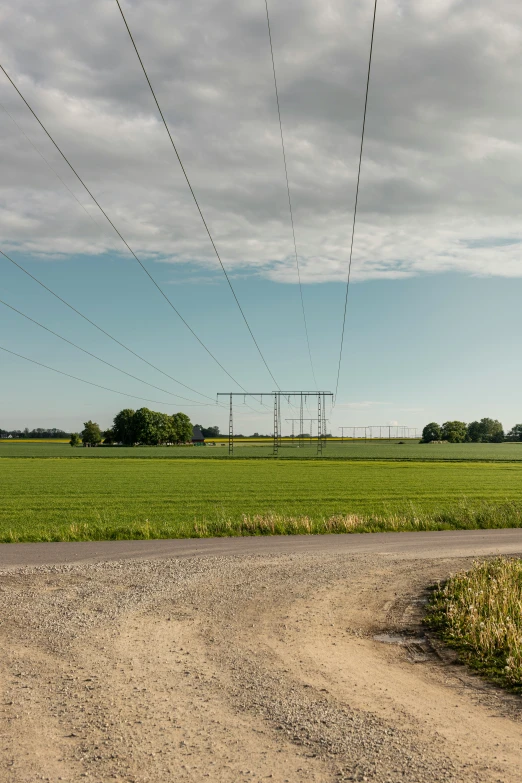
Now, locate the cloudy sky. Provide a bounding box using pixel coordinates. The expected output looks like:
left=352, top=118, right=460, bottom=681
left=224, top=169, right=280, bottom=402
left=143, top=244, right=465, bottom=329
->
left=1, top=0, right=521, bottom=433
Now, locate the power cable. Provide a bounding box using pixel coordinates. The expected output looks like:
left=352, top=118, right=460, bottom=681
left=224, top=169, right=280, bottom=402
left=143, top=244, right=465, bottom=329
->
left=0, top=344, right=209, bottom=408
left=0, top=250, right=267, bottom=416
left=0, top=248, right=216, bottom=403
left=0, top=250, right=266, bottom=415
left=0, top=297, right=215, bottom=407
left=333, top=0, right=378, bottom=404
left=1, top=101, right=103, bottom=231
left=263, top=0, right=318, bottom=391
left=114, top=0, right=280, bottom=391
left=0, top=64, right=254, bottom=394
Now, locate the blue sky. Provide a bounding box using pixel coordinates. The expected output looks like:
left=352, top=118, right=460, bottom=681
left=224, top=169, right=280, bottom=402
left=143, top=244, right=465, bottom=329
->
left=1, top=0, right=522, bottom=435
left=2, top=253, right=520, bottom=434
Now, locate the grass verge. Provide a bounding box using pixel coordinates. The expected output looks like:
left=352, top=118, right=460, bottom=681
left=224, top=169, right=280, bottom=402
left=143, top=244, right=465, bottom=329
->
left=1, top=501, right=522, bottom=543
left=425, top=557, right=522, bottom=692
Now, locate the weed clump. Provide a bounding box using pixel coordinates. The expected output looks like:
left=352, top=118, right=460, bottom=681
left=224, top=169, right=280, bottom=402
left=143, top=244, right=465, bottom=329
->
left=425, top=557, right=522, bottom=691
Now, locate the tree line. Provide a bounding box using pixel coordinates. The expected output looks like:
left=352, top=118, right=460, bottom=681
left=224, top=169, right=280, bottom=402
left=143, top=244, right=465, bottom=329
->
left=422, top=419, right=522, bottom=444
left=0, top=427, right=69, bottom=439
left=70, top=408, right=193, bottom=447
left=193, top=425, right=274, bottom=438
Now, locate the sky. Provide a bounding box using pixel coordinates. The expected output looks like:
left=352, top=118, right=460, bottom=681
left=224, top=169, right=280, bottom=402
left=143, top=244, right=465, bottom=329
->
left=1, top=0, right=521, bottom=435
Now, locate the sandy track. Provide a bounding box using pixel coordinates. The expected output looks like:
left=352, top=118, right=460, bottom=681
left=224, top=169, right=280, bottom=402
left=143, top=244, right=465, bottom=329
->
left=1, top=551, right=521, bottom=782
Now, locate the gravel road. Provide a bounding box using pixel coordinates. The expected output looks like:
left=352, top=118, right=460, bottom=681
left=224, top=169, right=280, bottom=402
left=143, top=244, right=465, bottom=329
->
left=1, top=535, right=521, bottom=782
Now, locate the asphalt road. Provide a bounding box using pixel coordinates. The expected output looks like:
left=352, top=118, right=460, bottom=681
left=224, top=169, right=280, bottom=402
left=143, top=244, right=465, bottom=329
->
left=1, top=528, right=522, bottom=568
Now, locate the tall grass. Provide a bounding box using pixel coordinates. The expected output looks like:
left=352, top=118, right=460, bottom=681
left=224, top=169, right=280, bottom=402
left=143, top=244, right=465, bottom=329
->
left=425, top=557, right=522, bottom=691
left=1, top=500, right=522, bottom=543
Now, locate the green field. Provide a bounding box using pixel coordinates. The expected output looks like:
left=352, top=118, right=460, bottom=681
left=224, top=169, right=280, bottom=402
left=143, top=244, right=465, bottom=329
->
left=1, top=440, right=522, bottom=461
left=1, top=456, right=522, bottom=542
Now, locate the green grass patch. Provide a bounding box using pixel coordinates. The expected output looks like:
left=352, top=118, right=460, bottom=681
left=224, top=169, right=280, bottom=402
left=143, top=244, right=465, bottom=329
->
left=1, top=441, right=522, bottom=461
left=425, top=558, right=522, bottom=692
left=1, top=458, right=522, bottom=542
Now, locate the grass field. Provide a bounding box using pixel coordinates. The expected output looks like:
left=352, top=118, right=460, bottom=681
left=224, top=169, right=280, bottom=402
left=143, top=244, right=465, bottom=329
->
left=1, top=456, right=522, bottom=542
left=426, top=558, right=522, bottom=692
left=1, top=441, right=522, bottom=461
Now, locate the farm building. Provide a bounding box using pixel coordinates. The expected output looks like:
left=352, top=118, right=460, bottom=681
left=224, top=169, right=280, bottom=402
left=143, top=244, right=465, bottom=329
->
left=191, top=425, right=206, bottom=446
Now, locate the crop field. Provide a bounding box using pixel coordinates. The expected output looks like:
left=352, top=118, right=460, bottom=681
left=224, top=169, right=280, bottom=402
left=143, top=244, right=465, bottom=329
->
left=1, top=456, right=522, bottom=542
left=0, top=438, right=70, bottom=444
left=1, top=440, right=522, bottom=461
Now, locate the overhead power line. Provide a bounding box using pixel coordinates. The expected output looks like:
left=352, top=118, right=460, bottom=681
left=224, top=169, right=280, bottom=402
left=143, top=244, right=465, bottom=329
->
left=0, top=64, right=253, bottom=394
left=0, top=297, right=214, bottom=407
left=114, top=0, right=280, bottom=391
left=0, top=248, right=269, bottom=415
left=0, top=345, right=210, bottom=408
left=333, top=0, right=378, bottom=404
left=0, top=248, right=215, bottom=403
left=264, top=0, right=318, bottom=391
left=1, top=101, right=103, bottom=231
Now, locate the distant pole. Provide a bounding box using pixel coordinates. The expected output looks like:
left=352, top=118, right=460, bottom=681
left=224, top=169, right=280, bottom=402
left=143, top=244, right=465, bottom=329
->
left=300, top=392, right=304, bottom=448
left=274, top=392, right=278, bottom=456
left=229, top=393, right=233, bottom=455
left=317, top=394, right=323, bottom=455
left=278, top=393, right=281, bottom=448
left=321, top=393, right=326, bottom=448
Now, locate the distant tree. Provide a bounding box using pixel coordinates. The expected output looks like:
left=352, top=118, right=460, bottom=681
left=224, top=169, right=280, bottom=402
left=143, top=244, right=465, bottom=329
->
left=133, top=408, right=162, bottom=445
left=194, top=424, right=220, bottom=438
left=69, top=433, right=81, bottom=447
left=467, top=418, right=504, bottom=443
left=112, top=409, right=137, bottom=446
left=506, top=424, right=522, bottom=442
left=466, top=421, right=482, bottom=442
left=81, top=420, right=102, bottom=446
left=421, top=422, right=441, bottom=443
left=441, top=421, right=467, bottom=443
left=171, top=412, right=193, bottom=444
left=103, top=428, right=116, bottom=445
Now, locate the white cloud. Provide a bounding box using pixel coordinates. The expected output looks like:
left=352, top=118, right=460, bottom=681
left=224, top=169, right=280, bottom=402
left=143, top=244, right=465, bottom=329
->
left=2, top=0, right=522, bottom=283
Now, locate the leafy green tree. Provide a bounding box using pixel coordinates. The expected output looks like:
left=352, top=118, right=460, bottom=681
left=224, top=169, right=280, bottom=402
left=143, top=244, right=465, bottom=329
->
left=111, top=408, right=193, bottom=445
left=421, top=422, right=441, bottom=443
left=441, top=421, right=467, bottom=443
left=467, top=418, right=504, bottom=443
left=507, top=424, right=522, bottom=442
left=172, top=412, right=193, bottom=444
left=103, top=428, right=116, bottom=445
left=112, top=409, right=136, bottom=445
left=466, top=421, right=481, bottom=442
left=133, top=408, right=159, bottom=445
left=133, top=408, right=174, bottom=445
left=81, top=421, right=102, bottom=446
left=69, top=433, right=81, bottom=447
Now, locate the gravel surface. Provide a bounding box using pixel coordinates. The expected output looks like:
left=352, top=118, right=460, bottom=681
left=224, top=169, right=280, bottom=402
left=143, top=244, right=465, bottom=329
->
left=1, top=551, right=521, bottom=782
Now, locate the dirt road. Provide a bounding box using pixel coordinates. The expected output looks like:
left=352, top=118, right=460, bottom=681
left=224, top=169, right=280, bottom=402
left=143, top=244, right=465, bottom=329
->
left=1, top=538, right=521, bottom=782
